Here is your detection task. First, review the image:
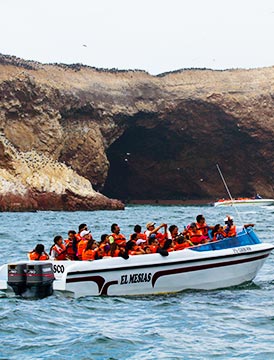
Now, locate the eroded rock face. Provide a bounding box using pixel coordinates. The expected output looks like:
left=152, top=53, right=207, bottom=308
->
left=0, top=54, right=273, bottom=210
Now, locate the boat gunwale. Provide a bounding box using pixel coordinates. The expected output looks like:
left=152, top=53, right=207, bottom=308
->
left=66, top=245, right=274, bottom=277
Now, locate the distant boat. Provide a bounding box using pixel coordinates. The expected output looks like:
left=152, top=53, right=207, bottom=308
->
left=214, top=198, right=274, bottom=207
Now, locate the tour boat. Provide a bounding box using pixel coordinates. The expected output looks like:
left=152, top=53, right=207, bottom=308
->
left=214, top=198, right=274, bottom=207
left=0, top=227, right=273, bottom=298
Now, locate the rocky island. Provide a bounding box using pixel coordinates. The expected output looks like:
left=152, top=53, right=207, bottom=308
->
left=0, top=54, right=273, bottom=210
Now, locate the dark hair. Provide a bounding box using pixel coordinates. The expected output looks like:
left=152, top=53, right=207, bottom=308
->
left=68, top=230, right=76, bottom=235
left=130, top=233, right=138, bottom=241
left=126, top=240, right=135, bottom=251
left=100, top=234, right=109, bottom=242
left=169, top=225, right=178, bottom=233
left=85, top=239, right=95, bottom=251
left=175, top=234, right=185, bottom=244
left=196, top=215, right=204, bottom=222
left=212, top=224, right=221, bottom=236
left=109, top=242, right=118, bottom=257
left=148, top=235, right=157, bottom=245
left=78, top=223, right=87, bottom=232
left=111, top=223, right=118, bottom=233
left=33, top=243, right=45, bottom=255
left=162, top=239, right=172, bottom=250
left=54, top=235, right=62, bottom=244
left=134, top=224, right=142, bottom=233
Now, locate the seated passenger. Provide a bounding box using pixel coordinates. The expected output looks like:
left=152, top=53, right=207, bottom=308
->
left=98, top=234, right=110, bottom=257
left=168, top=225, right=179, bottom=240
left=82, top=239, right=97, bottom=261
left=125, top=239, right=145, bottom=255
left=109, top=223, right=127, bottom=248
left=196, top=215, right=213, bottom=239
left=183, top=223, right=207, bottom=245
left=224, top=215, right=255, bottom=237
left=212, top=224, right=227, bottom=241
left=64, top=230, right=77, bottom=260
left=28, top=244, right=49, bottom=261
left=50, top=236, right=67, bottom=260
left=173, top=234, right=193, bottom=250
left=161, top=238, right=174, bottom=252
left=148, top=235, right=159, bottom=253
left=145, top=222, right=168, bottom=246
left=134, top=224, right=147, bottom=241
left=77, top=230, right=92, bottom=260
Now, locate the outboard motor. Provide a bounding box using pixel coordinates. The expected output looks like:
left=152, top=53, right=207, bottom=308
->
left=26, top=263, right=55, bottom=299
left=7, top=264, right=27, bottom=295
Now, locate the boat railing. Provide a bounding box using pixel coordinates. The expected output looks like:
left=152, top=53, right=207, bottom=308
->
left=190, top=227, right=261, bottom=252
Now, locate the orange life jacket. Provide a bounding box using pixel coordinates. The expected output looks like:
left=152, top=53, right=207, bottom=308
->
left=77, top=239, right=88, bottom=260
left=196, top=222, right=209, bottom=237
left=173, top=242, right=191, bottom=251
left=51, top=244, right=67, bottom=260
left=212, top=230, right=227, bottom=242
left=28, top=251, right=49, bottom=261
left=226, top=225, right=237, bottom=237
left=187, top=229, right=204, bottom=245
left=64, top=238, right=77, bottom=260
left=148, top=245, right=158, bottom=254
left=110, top=233, right=126, bottom=247
left=82, top=249, right=96, bottom=261
left=107, top=249, right=120, bottom=257
left=137, top=233, right=147, bottom=240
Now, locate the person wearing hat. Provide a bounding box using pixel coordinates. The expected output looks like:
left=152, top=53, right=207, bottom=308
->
left=223, top=216, right=237, bottom=237
left=224, top=215, right=255, bottom=237
left=77, top=230, right=92, bottom=260
left=144, top=222, right=168, bottom=245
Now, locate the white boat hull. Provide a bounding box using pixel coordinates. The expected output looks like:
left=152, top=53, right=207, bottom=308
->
left=214, top=199, right=274, bottom=207
left=1, top=237, right=272, bottom=298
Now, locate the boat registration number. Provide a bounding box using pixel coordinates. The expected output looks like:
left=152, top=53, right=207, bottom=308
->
left=232, top=246, right=252, bottom=254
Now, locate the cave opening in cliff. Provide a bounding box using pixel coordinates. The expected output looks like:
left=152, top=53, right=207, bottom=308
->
left=102, top=124, right=200, bottom=201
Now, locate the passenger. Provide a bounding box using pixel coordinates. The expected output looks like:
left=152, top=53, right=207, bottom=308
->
left=173, top=234, right=193, bottom=250
left=82, top=239, right=97, bottom=261
left=77, top=230, right=91, bottom=260
left=183, top=223, right=207, bottom=245
left=224, top=215, right=255, bottom=237
left=223, top=216, right=237, bottom=237
left=148, top=235, right=159, bottom=253
left=109, top=223, right=127, bottom=248
left=64, top=230, right=77, bottom=260
left=212, top=224, right=227, bottom=241
left=28, top=244, right=49, bottom=261
left=125, top=234, right=146, bottom=255
left=134, top=224, right=147, bottom=241
left=49, top=236, right=67, bottom=260
left=168, top=225, right=179, bottom=240
left=196, top=215, right=213, bottom=239
left=145, top=222, right=168, bottom=246
left=161, top=238, right=174, bottom=252
left=144, top=246, right=152, bottom=254
left=75, top=223, right=89, bottom=243
left=98, top=234, right=110, bottom=257
left=107, top=242, right=122, bottom=257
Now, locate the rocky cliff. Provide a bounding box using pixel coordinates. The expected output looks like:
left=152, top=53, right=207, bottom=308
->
left=0, top=54, right=273, bottom=210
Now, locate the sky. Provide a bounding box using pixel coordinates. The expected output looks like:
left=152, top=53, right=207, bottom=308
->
left=1, top=0, right=274, bottom=75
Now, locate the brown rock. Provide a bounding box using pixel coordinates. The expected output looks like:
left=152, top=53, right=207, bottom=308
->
left=0, top=54, right=273, bottom=210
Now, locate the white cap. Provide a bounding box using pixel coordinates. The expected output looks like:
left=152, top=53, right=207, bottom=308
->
left=136, top=239, right=146, bottom=246
left=80, top=230, right=90, bottom=237
left=224, top=216, right=234, bottom=222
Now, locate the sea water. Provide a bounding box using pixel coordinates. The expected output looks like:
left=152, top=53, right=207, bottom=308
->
left=0, top=204, right=274, bottom=360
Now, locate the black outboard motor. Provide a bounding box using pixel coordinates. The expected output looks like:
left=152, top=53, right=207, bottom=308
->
left=7, top=263, right=27, bottom=295
left=26, top=263, right=55, bottom=299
